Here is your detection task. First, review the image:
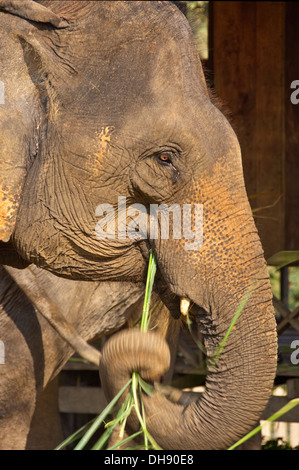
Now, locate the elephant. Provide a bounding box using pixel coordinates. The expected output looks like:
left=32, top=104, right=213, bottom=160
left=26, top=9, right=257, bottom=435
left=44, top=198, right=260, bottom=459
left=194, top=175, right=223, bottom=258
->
left=0, top=0, right=277, bottom=450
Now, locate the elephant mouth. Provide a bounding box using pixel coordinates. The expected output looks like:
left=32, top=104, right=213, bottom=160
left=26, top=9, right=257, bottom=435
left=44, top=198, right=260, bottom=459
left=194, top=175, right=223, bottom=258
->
left=153, top=278, right=180, bottom=319
left=153, top=275, right=206, bottom=322
left=141, top=244, right=206, bottom=321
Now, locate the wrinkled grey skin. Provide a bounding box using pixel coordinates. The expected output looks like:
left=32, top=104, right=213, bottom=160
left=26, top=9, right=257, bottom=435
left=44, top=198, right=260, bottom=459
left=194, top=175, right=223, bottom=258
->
left=0, top=1, right=277, bottom=450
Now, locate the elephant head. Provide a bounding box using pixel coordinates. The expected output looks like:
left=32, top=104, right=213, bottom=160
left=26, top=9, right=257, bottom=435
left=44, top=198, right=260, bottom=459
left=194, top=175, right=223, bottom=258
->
left=0, top=1, right=277, bottom=449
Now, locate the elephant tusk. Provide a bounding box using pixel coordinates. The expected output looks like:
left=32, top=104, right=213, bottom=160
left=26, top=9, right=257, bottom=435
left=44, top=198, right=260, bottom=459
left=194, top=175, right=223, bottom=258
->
left=180, top=297, right=191, bottom=316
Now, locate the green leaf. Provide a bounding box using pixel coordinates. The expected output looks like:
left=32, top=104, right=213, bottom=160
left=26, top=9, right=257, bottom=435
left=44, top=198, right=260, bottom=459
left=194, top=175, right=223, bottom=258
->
left=267, top=251, right=299, bottom=270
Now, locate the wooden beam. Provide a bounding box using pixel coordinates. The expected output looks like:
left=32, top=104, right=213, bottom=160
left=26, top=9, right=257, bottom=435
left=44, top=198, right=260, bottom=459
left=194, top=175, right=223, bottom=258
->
left=59, top=386, right=107, bottom=415
left=58, top=385, right=299, bottom=422
left=273, top=296, right=299, bottom=333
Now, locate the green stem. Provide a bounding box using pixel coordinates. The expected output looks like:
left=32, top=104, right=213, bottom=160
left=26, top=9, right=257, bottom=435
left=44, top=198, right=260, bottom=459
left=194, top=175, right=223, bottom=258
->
left=228, top=398, right=299, bottom=450
left=73, top=378, right=132, bottom=450
left=210, top=286, right=254, bottom=368
left=140, top=251, right=157, bottom=332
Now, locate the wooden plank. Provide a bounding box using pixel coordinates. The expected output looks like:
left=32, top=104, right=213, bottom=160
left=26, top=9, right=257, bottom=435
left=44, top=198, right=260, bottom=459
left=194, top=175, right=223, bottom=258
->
left=59, top=386, right=107, bottom=414
left=277, top=306, right=299, bottom=334
left=276, top=367, right=299, bottom=378
left=212, top=1, right=257, bottom=168
left=62, top=361, right=98, bottom=371
left=58, top=386, right=299, bottom=422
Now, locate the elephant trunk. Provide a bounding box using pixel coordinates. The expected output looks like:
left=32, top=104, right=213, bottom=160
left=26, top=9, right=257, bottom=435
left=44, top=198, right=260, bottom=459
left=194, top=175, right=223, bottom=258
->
left=150, top=279, right=277, bottom=449
left=100, top=278, right=277, bottom=450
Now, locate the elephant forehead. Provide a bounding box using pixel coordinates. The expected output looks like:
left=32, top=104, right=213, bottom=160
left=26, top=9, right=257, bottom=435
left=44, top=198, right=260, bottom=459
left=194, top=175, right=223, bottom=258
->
left=55, top=2, right=207, bottom=133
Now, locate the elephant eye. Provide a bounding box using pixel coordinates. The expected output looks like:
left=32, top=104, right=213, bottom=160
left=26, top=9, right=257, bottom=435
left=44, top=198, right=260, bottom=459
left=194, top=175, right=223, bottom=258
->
left=156, top=151, right=180, bottom=179
left=157, top=153, right=173, bottom=166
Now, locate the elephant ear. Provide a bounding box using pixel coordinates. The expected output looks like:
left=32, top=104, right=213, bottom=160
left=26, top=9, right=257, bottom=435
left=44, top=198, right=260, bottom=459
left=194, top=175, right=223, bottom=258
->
left=0, top=55, right=36, bottom=243
left=0, top=2, right=66, bottom=242
left=0, top=0, right=68, bottom=28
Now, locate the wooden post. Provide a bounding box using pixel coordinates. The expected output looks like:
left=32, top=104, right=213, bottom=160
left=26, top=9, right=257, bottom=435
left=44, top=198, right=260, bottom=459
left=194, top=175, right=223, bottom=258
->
left=211, top=2, right=287, bottom=259
left=287, top=379, right=299, bottom=399
left=285, top=2, right=299, bottom=252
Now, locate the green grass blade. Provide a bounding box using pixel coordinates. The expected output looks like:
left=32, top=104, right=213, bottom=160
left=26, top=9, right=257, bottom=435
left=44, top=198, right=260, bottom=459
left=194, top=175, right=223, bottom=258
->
left=55, top=418, right=96, bottom=450
left=138, top=376, right=154, bottom=396
left=186, top=312, right=206, bottom=355
left=267, top=250, right=299, bottom=270
left=103, top=405, right=133, bottom=432
left=107, top=431, right=143, bottom=450
left=139, top=379, right=149, bottom=449
left=90, top=426, right=113, bottom=450
left=73, top=378, right=132, bottom=450
left=91, top=394, right=134, bottom=450
left=104, top=394, right=133, bottom=430
left=228, top=398, right=299, bottom=450
left=140, top=251, right=157, bottom=332
left=131, top=372, right=162, bottom=450
left=210, top=286, right=254, bottom=367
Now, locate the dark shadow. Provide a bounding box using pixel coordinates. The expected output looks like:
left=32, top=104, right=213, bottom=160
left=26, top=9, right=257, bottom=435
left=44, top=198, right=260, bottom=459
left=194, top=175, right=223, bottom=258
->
left=0, top=266, right=45, bottom=394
